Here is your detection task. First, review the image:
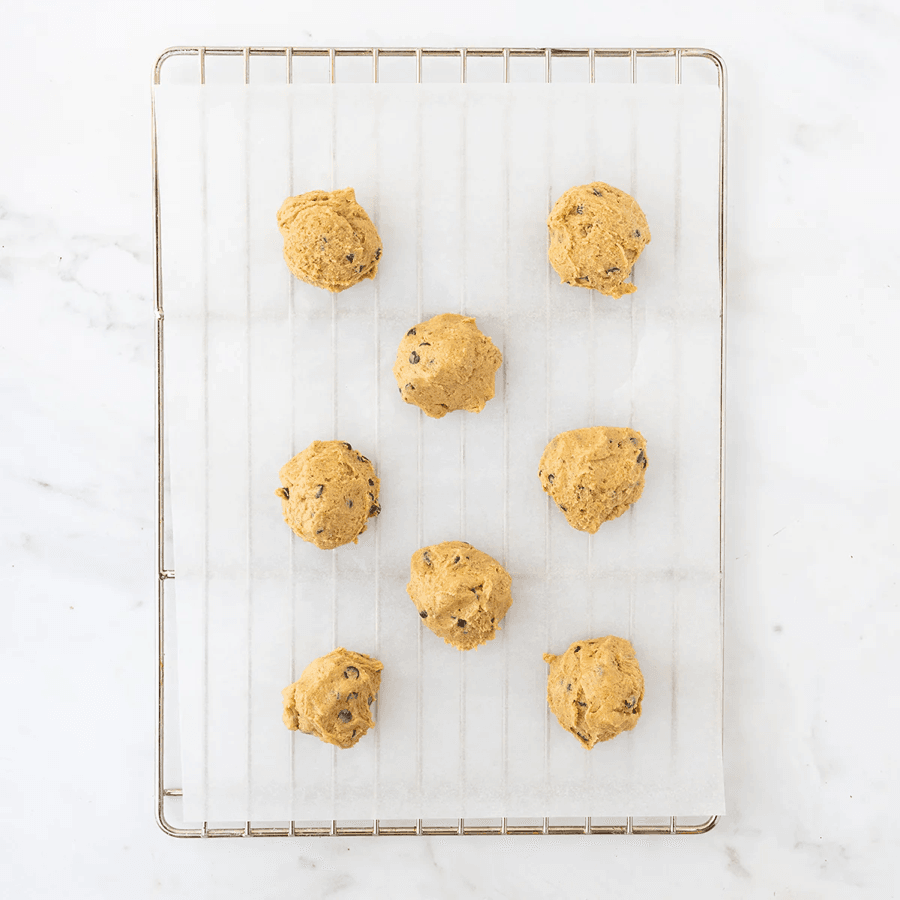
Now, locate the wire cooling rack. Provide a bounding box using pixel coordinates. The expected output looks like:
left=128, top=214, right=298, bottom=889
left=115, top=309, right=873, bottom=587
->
left=152, top=45, right=727, bottom=838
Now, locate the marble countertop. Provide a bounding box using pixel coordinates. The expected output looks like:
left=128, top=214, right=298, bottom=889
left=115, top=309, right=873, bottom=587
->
left=3, top=1, right=898, bottom=896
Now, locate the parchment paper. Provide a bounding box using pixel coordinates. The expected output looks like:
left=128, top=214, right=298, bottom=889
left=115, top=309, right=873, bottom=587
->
left=155, top=82, right=724, bottom=822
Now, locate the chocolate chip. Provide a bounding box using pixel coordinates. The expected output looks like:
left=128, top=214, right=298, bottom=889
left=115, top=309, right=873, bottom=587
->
left=634, top=229, right=641, bottom=238
left=629, top=437, right=638, bottom=445
left=605, top=267, right=621, bottom=274
left=368, top=478, right=375, bottom=486
left=575, top=731, right=590, bottom=743
left=566, top=683, right=572, bottom=692
left=346, top=499, right=353, bottom=508
left=625, top=695, right=638, bottom=710
left=470, top=587, right=478, bottom=595
left=574, top=646, right=581, bottom=653
left=357, top=454, right=369, bottom=463
left=636, top=449, right=646, bottom=468
left=346, top=253, right=355, bottom=263
left=316, top=528, right=324, bottom=534
left=404, top=382, right=415, bottom=391
left=337, top=710, right=352, bottom=723
left=419, top=610, right=428, bottom=618
left=342, top=442, right=352, bottom=450
left=409, top=350, right=420, bottom=365
left=423, top=551, right=432, bottom=566
left=351, top=729, right=357, bottom=738
left=547, top=473, right=555, bottom=483
left=592, top=188, right=602, bottom=196
left=559, top=506, right=567, bottom=512
left=321, top=236, right=328, bottom=243
left=418, top=341, right=431, bottom=346
left=281, top=487, right=290, bottom=500
left=457, top=619, right=467, bottom=628
left=578, top=276, right=590, bottom=282
left=343, top=666, right=359, bottom=679
left=375, top=248, right=382, bottom=260
left=367, top=492, right=374, bottom=500
left=315, top=484, right=324, bottom=498
left=576, top=700, right=587, bottom=708
left=348, top=692, right=358, bottom=701
left=407, top=327, right=416, bottom=336
left=576, top=204, right=584, bottom=214
left=453, top=556, right=460, bottom=564
left=369, top=503, right=381, bottom=516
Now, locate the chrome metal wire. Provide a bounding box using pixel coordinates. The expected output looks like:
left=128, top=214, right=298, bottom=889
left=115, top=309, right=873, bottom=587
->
left=152, top=45, right=727, bottom=839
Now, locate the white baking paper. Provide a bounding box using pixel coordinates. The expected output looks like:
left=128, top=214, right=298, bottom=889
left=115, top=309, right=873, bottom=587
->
left=155, top=82, right=725, bottom=822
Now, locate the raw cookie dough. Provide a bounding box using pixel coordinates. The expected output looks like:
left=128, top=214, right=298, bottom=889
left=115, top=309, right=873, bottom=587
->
left=543, top=636, right=644, bottom=748
left=539, top=427, right=648, bottom=533
left=275, top=440, right=381, bottom=550
left=547, top=182, right=651, bottom=298
left=392, top=313, right=503, bottom=419
left=277, top=187, right=382, bottom=293
left=406, top=541, right=513, bottom=650
left=282, top=647, right=383, bottom=748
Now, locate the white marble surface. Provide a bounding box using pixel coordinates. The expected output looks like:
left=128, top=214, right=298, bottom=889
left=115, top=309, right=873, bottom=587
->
left=2, top=1, right=898, bottom=896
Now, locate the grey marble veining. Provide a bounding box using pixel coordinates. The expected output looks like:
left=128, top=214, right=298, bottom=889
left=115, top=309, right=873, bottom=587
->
left=2, top=1, right=898, bottom=897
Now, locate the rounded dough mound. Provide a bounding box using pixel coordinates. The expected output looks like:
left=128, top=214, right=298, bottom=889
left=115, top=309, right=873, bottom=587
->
left=393, top=313, right=503, bottom=419
left=275, top=440, right=381, bottom=550
left=277, top=187, right=382, bottom=293
left=282, top=647, right=383, bottom=748
left=547, top=182, right=651, bottom=298
left=539, top=427, right=648, bottom=533
left=406, top=541, right=513, bottom=650
left=543, top=636, right=644, bottom=748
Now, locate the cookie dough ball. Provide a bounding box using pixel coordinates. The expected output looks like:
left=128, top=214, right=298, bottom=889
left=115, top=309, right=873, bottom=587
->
left=282, top=647, right=383, bottom=748
left=547, top=182, right=651, bottom=298
left=539, top=427, right=648, bottom=533
left=275, top=440, right=381, bottom=550
left=277, top=187, right=382, bottom=293
left=543, top=636, right=644, bottom=748
left=393, top=313, right=503, bottom=419
left=406, top=541, right=513, bottom=650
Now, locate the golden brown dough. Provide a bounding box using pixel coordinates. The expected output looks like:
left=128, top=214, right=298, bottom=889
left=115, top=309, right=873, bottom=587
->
left=539, top=427, right=648, bottom=532
left=277, top=188, right=382, bottom=292
left=406, top=541, right=513, bottom=650
left=275, top=440, right=380, bottom=550
left=282, top=648, right=383, bottom=748
left=547, top=182, right=650, bottom=298
left=392, top=313, right=502, bottom=419
left=543, top=636, right=644, bottom=748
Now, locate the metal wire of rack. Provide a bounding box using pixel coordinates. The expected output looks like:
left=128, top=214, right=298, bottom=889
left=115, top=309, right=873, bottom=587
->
left=152, top=45, right=727, bottom=838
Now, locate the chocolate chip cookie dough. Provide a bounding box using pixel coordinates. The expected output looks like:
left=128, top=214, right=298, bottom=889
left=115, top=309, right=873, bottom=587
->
left=547, top=182, right=651, bottom=298
left=406, top=541, right=513, bottom=650
left=539, top=427, right=648, bottom=533
left=543, top=636, right=644, bottom=748
left=393, top=313, right=503, bottom=419
left=277, top=187, right=382, bottom=293
left=275, top=440, right=380, bottom=550
left=282, top=648, right=383, bottom=748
